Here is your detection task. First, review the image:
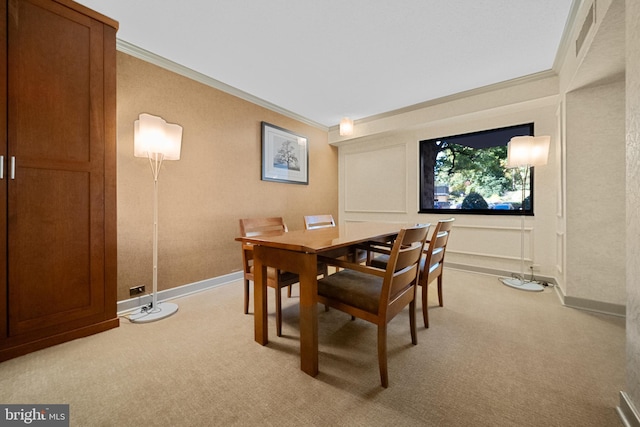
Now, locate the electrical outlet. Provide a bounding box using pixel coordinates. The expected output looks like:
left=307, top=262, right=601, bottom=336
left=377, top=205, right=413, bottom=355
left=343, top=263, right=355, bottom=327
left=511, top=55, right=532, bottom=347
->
left=129, top=285, right=145, bottom=297
left=530, top=264, right=541, bottom=272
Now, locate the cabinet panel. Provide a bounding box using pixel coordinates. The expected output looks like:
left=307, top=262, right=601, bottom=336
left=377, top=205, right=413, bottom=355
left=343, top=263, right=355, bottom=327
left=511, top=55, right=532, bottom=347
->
left=8, top=168, right=104, bottom=335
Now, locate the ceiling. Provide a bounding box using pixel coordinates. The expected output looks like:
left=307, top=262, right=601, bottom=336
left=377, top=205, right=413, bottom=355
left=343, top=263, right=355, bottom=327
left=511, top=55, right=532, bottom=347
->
left=75, top=0, right=576, bottom=128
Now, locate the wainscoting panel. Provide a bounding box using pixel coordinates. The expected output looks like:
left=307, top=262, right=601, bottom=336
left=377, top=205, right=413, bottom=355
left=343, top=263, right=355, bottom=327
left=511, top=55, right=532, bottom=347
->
left=344, top=145, right=407, bottom=213
left=447, top=224, right=534, bottom=262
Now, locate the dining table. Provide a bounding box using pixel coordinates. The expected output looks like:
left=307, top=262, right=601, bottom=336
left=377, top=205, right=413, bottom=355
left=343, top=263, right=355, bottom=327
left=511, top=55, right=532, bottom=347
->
left=235, top=221, right=405, bottom=377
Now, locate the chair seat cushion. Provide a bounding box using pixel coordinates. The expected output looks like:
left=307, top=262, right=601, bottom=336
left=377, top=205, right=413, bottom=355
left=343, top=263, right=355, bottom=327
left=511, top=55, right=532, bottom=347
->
left=317, top=269, right=382, bottom=314
left=369, top=254, right=389, bottom=269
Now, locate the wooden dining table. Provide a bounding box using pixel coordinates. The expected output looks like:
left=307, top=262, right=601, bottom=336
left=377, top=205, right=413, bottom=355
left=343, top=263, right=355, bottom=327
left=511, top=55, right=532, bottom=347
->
left=235, top=221, right=404, bottom=377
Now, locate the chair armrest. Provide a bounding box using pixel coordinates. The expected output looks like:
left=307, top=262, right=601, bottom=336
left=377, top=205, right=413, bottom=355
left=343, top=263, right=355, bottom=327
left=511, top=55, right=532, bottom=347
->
left=318, top=255, right=386, bottom=277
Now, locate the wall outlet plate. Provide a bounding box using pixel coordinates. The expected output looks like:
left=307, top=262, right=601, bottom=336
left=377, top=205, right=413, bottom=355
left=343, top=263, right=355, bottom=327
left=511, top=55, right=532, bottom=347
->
left=129, top=285, right=145, bottom=296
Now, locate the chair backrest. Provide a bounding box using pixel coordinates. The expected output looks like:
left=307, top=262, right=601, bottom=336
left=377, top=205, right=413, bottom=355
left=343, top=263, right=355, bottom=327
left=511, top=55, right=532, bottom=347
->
left=239, top=217, right=288, bottom=238
left=304, top=214, right=336, bottom=230
left=380, top=225, right=429, bottom=317
left=421, top=218, right=455, bottom=285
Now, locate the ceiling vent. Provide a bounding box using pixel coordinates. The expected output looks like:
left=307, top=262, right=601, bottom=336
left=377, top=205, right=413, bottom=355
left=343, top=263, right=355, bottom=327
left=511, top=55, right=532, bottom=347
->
left=575, top=3, right=595, bottom=56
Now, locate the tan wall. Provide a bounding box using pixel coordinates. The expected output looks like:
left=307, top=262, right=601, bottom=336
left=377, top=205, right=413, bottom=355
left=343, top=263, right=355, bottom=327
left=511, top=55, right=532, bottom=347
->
left=115, top=53, right=338, bottom=301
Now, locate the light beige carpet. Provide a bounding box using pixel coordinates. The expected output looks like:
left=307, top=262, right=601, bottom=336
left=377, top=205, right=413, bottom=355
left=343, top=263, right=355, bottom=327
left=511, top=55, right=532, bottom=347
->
left=0, top=269, right=625, bottom=426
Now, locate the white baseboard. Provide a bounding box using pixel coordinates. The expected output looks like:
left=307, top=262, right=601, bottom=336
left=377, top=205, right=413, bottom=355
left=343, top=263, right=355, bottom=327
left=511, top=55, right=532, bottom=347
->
left=446, top=263, right=626, bottom=318
left=551, top=280, right=626, bottom=318
left=117, top=271, right=244, bottom=315
left=618, top=391, right=640, bottom=427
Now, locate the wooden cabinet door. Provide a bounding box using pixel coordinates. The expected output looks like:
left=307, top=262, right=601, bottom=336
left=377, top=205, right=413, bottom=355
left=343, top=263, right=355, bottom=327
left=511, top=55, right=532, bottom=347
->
left=7, top=0, right=107, bottom=336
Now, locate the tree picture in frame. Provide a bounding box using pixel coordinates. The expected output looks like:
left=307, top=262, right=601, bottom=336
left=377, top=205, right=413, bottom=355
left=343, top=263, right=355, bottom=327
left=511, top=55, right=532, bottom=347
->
left=261, top=122, right=309, bottom=185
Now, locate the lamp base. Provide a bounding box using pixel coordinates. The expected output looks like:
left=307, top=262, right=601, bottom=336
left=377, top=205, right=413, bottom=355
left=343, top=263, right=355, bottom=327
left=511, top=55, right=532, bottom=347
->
left=129, top=302, right=179, bottom=323
left=500, top=277, right=544, bottom=292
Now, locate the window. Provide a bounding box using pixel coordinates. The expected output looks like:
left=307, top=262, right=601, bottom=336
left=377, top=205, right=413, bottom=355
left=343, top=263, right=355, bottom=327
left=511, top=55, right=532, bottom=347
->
left=419, top=123, right=535, bottom=215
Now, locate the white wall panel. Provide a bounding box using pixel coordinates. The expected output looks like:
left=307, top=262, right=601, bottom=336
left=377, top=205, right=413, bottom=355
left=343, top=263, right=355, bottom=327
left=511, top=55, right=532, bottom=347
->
left=344, top=145, right=407, bottom=213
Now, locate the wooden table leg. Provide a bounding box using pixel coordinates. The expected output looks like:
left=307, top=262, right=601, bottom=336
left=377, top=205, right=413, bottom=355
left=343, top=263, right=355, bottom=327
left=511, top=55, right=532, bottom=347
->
left=253, top=248, right=268, bottom=345
left=253, top=246, right=318, bottom=376
left=298, top=253, right=319, bottom=376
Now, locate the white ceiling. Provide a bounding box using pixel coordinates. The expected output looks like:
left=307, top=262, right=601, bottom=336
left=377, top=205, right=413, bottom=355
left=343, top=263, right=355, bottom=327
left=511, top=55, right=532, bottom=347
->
left=75, top=0, right=576, bottom=128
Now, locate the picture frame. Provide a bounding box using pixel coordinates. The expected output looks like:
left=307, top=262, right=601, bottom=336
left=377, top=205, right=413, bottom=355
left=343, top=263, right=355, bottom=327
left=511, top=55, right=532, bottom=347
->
left=261, top=122, right=309, bottom=185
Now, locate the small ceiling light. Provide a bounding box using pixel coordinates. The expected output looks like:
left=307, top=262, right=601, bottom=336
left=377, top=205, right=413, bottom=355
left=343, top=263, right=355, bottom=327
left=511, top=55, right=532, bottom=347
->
left=340, top=117, right=354, bottom=136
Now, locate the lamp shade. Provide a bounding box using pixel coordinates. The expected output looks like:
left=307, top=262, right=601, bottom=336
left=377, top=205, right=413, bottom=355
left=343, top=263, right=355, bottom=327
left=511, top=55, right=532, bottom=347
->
left=506, top=135, right=550, bottom=168
left=339, top=117, right=354, bottom=136
left=134, top=113, right=183, bottom=160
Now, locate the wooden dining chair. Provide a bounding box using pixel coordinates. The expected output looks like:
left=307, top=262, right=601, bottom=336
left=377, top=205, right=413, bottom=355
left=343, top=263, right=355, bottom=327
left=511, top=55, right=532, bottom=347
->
left=418, top=218, right=455, bottom=328
left=304, top=214, right=368, bottom=267
left=303, top=214, right=336, bottom=230
left=239, top=217, right=299, bottom=337
left=369, top=218, right=454, bottom=328
left=316, top=224, right=429, bottom=388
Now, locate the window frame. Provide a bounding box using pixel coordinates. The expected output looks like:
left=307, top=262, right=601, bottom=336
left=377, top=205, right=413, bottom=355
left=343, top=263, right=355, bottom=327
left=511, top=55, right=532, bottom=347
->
left=418, top=123, right=536, bottom=216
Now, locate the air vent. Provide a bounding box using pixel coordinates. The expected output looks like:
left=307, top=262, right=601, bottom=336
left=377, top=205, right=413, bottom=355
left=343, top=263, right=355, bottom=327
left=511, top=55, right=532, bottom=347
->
left=576, top=3, right=595, bottom=56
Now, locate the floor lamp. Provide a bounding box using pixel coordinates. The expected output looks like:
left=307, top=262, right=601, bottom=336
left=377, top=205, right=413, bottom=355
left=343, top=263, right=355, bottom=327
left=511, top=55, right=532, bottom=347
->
left=129, top=113, right=183, bottom=323
left=500, top=135, right=550, bottom=292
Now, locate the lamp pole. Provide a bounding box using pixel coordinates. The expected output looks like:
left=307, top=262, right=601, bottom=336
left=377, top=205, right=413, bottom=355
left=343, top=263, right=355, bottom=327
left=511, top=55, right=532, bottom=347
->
left=150, top=152, right=163, bottom=314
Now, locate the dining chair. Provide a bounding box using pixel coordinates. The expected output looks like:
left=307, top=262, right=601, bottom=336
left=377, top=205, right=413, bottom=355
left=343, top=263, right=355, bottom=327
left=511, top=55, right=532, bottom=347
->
left=239, top=217, right=299, bottom=337
left=304, top=214, right=368, bottom=267
left=370, top=218, right=455, bottom=328
left=418, top=217, right=455, bottom=328
left=316, top=224, right=429, bottom=388
left=303, top=214, right=336, bottom=230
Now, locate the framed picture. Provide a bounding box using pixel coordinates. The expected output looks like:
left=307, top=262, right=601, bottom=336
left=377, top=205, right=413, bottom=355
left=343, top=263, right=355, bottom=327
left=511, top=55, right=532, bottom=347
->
left=261, top=122, right=309, bottom=185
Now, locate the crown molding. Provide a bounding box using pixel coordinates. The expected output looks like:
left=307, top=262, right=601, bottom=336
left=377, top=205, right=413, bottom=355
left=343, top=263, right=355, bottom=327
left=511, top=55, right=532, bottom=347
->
left=552, top=0, right=584, bottom=73
left=116, top=39, right=328, bottom=131
left=329, top=69, right=558, bottom=134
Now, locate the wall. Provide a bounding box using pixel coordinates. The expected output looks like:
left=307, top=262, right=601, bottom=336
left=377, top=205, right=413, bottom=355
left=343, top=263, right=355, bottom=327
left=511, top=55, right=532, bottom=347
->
left=331, top=0, right=628, bottom=314
left=333, top=79, right=559, bottom=281
left=625, top=0, right=640, bottom=419
left=557, top=0, right=626, bottom=310
left=115, top=53, right=338, bottom=301
left=565, top=80, right=626, bottom=305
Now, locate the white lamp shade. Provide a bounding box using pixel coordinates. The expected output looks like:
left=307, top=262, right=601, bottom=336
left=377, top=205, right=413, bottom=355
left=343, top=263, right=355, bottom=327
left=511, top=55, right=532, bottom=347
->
left=339, top=117, right=354, bottom=136
left=134, top=113, right=183, bottom=160
left=506, top=135, right=550, bottom=168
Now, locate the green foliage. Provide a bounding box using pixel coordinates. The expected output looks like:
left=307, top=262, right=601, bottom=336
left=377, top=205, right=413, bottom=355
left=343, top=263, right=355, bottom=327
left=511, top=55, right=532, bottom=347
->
left=461, top=192, right=489, bottom=209
left=434, top=142, right=513, bottom=201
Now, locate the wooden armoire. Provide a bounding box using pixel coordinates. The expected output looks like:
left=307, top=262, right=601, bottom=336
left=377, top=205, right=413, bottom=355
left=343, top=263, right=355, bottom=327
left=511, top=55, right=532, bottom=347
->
left=0, top=0, right=118, bottom=361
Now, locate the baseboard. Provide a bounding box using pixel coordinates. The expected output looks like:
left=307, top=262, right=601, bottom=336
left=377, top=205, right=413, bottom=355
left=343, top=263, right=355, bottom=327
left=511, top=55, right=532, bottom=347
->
left=552, top=282, right=626, bottom=317
left=446, top=262, right=556, bottom=285
left=618, top=392, right=640, bottom=427
left=445, top=263, right=625, bottom=317
left=117, top=271, right=244, bottom=315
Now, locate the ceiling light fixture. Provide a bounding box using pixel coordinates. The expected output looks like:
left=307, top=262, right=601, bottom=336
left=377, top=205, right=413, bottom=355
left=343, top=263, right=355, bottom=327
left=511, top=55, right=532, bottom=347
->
left=339, top=117, right=354, bottom=136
